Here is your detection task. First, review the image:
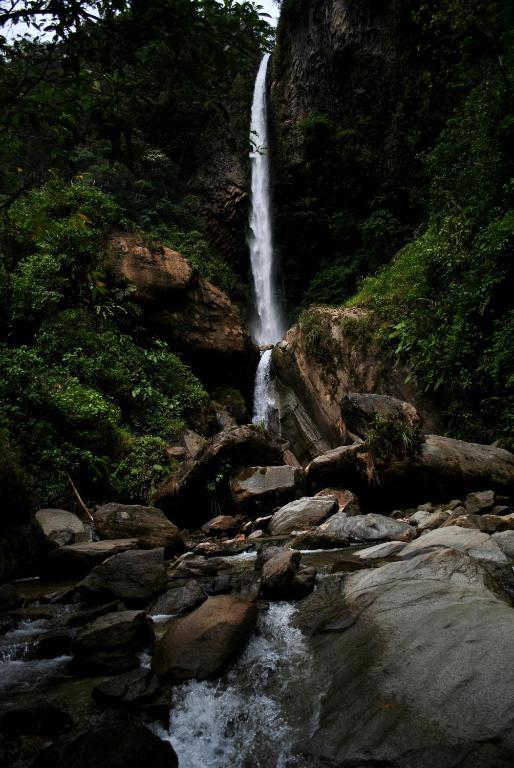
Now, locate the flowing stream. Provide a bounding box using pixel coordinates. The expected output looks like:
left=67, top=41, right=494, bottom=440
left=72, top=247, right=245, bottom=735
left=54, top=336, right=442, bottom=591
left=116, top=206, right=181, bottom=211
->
left=249, top=53, right=284, bottom=427
left=156, top=603, right=316, bottom=767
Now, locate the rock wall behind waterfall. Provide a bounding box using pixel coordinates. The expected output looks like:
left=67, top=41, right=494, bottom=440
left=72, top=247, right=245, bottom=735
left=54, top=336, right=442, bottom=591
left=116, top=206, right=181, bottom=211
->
left=269, top=0, right=469, bottom=311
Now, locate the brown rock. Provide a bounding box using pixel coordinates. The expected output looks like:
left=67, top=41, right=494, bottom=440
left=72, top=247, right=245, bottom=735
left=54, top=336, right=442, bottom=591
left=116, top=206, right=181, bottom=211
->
left=45, top=539, right=139, bottom=577
left=315, top=488, right=360, bottom=515
left=202, top=515, right=240, bottom=536
left=154, top=425, right=285, bottom=527
left=153, top=595, right=258, bottom=681
left=94, top=503, right=183, bottom=554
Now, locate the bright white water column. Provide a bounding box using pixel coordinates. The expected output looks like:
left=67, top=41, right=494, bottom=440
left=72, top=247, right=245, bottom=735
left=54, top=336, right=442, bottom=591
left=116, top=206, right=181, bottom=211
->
left=248, top=53, right=284, bottom=347
left=249, top=53, right=284, bottom=426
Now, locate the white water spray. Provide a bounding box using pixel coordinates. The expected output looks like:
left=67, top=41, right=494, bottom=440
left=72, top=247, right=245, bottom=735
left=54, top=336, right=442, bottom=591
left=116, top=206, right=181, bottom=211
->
left=249, top=53, right=284, bottom=426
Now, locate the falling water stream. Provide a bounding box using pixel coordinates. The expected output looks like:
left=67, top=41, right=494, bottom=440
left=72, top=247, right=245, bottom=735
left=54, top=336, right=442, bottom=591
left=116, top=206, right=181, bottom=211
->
left=248, top=53, right=285, bottom=427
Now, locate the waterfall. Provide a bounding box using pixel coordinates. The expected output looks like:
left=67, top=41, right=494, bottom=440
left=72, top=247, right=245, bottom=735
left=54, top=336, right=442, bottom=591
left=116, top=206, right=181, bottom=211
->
left=249, top=53, right=284, bottom=427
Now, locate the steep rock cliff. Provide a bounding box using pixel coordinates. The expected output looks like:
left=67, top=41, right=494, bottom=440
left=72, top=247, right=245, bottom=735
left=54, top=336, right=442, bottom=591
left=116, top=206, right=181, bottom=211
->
left=269, top=0, right=489, bottom=312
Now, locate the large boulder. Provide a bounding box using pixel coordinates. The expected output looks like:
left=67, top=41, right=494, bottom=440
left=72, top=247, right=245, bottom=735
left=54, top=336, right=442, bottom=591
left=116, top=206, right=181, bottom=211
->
left=260, top=549, right=316, bottom=600
left=45, top=539, right=139, bottom=577
left=340, top=392, right=422, bottom=442
left=35, top=508, right=87, bottom=548
left=32, top=723, right=178, bottom=768
left=492, top=530, right=514, bottom=559
left=78, top=548, right=168, bottom=604
left=107, top=234, right=256, bottom=391
left=398, top=526, right=508, bottom=565
left=320, top=512, right=415, bottom=543
left=153, top=425, right=285, bottom=527
left=306, top=435, right=514, bottom=502
left=231, top=465, right=304, bottom=515
left=94, top=503, right=183, bottom=554
left=153, top=594, right=257, bottom=681
left=71, top=610, right=149, bottom=675
left=272, top=307, right=438, bottom=463
left=295, top=548, right=514, bottom=766
left=268, top=496, right=338, bottom=536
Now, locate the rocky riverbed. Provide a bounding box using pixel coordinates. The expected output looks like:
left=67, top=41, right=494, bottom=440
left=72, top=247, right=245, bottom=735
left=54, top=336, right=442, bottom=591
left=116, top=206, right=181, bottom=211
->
left=1, top=446, right=514, bottom=768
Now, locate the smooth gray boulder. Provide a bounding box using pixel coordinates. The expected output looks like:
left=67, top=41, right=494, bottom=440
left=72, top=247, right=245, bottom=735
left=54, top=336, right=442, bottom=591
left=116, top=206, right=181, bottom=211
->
left=355, top=541, right=406, bottom=560
left=492, top=530, right=514, bottom=559
left=295, top=548, right=514, bottom=766
left=320, top=512, right=415, bottom=543
left=398, top=525, right=508, bottom=564
left=35, top=508, right=87, bottom=547
left=269, top=496, right=338, bottom=536
left=78, top=548, right=168, bottom=603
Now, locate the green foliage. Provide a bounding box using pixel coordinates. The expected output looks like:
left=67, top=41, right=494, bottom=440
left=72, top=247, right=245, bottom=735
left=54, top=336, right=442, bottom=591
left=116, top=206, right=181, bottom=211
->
left=352, top=65, right=514, bottom=446
left=0, top=180, right=210, bottom=508
left=366, top=414, right=423, bottom=464
left=112, top=436, right=174, bottom=504
left=298, top=308, right=333, bottom=365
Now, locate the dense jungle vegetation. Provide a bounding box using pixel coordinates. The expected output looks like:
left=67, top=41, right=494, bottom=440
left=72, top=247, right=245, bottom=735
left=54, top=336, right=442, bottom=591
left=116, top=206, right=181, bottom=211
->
left=1, top=0, right=513, bottom=517
left=0, top=0, right=272, bottom=510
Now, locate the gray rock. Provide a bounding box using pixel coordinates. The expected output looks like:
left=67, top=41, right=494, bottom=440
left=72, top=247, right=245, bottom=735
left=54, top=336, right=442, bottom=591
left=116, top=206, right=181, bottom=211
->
left=231, top=465, right=304, bottom=514
left=465, top=489, right=496, bottom=514
left=320, top=512, right=415, bottom=543
left=92, top=667, right=161, bottom=707
left=201, top=515, right=240, bottom=536
left=398, top=525, right=508, bottom=564
left=78, top=548, right=168, bottom=603
left=314, top=488, right=361, bottom=515
left=94, top=503, right=183, bottom=554
left=35, top=508, right=87, bottom=547
left=269, top=496, right=338, bottom=536
left=71, top=610, right=149, bottom=675
left=492, top=530, right=514, bottom=559
left=355, top=541, right=406, bottom=560
left=295, top=548, right=514, bottom=766
left=416, top=508, right=450, bottom=531
left=408, top=509, right=432, bottom=525
left=153, top=594, right=257, bottom=682
left=148, top=580, right=205, bottom=617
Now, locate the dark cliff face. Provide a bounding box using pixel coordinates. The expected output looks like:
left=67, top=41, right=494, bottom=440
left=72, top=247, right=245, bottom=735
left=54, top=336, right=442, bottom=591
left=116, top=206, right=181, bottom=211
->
left=268, top=0, right=466, bottom=313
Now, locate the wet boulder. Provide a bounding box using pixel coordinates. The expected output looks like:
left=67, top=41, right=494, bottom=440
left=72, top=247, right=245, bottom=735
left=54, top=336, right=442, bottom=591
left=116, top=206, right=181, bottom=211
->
left=260, top=549, right=316, bottom=600
left=92, top=668, right=163, bottom=712
left=269, top=496, right=338, bottom=536
left=94, top=503, right=184, bottom=555
left=153, top=594, right=258, bottom=682
left=71, top=610, right=150, bottom=675
left=231, top=465, right=304, bottom=515
left=78, top=548, right=168, bottom=604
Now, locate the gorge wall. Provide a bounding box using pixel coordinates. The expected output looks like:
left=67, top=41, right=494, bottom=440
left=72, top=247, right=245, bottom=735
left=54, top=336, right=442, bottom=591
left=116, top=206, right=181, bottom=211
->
left=268, top=0, right=498, bottom=314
